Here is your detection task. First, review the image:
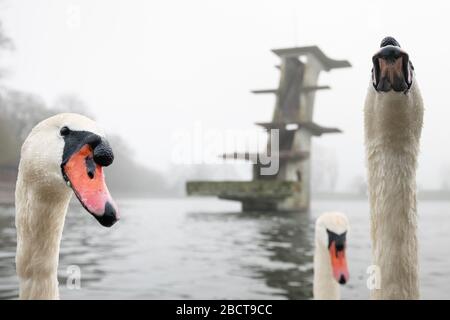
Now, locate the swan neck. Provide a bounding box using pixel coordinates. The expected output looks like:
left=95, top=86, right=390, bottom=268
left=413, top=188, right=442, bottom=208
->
left=15, top=175, right=71, bottom=300
left=313, top=240, right=339, bottom=300
left=365, top=87, right=423, bottom=299
left=368, top=151, right=419, bottom=299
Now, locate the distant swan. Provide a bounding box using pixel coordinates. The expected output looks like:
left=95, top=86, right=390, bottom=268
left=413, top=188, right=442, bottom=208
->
left=364, top=37, right=424, bottom=299
left=313, top=212, right=349, bottom=300
left=15, top=113, right=119, bottom=299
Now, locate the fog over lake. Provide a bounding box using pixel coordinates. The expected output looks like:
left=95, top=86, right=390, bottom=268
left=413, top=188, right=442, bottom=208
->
left=1, top=1, right=450, bottom=191
left=1, top=0, right=450, bottom=301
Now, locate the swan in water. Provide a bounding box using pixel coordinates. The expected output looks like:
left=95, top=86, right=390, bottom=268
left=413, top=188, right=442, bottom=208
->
left=313, top=212, right=349, bottom=300
left=364, top=37, right=424, bottom=299
left=15, top=113, right=119, bottom=299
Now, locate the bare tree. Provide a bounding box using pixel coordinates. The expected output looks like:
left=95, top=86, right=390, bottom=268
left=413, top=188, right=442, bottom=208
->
left=0, top=115, right=19, bottom=166
left=0, top=20, right=13, bottom=79
left=0, top=22, right=11, bottom=49
left=53, top=94, right=94, bottom=118
left=0, top=18, right=172, bottom=196
left=1, top=90, right=53, bottom=140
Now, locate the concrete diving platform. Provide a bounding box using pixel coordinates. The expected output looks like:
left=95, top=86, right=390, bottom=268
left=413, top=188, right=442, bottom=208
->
left=186, top=181, right=304, bottom=212
left=185, top=45, right=350, bottom=212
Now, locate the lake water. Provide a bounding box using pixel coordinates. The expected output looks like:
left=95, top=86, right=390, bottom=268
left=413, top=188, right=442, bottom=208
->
left=0, top=198, right=449, bottom=300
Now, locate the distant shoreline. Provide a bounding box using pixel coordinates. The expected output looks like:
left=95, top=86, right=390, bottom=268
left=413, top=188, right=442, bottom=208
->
left=313, top=192, right=450, bottom=202
left=1, top=191, right=449, bottom=206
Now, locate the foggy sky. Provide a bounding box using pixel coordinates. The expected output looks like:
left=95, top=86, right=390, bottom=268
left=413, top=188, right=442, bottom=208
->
left=1, top=0, right=449, bottom=191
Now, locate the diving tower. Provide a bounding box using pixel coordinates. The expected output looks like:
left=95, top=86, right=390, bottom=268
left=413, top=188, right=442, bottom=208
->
left=187, top=46, right=351, bottom=212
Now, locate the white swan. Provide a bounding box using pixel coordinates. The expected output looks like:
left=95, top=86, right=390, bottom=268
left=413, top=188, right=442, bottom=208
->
left=15, top=113, right=119, bottom=299
left=364, top=37, right=424, bottom=299
left=313, top=212, right=349, bottom=300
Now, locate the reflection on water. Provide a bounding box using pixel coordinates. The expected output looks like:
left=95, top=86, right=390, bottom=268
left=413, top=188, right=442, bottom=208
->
left=1, top=198, right=450, bottom=299
left=186, top=211, right=314, bottom=299
left=237, top=211, right=313, bottom=299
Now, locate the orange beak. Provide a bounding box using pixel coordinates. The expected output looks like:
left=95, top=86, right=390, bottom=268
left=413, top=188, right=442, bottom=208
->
left=329, top=241, right=349, bottom=285
left=62, top=144, right=119, bottom=227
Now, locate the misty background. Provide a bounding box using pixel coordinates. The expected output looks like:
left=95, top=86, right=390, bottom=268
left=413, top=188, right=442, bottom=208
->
left=1, top=0, right=450, bottom=198
left=2, top=0, right=450, bottom=301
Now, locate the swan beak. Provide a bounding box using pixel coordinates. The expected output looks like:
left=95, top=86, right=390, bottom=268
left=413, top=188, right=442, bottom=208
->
left=62, top=144, right=119, bottom=227
left=372, top=45, right=412, bottom=92
left=329, top=242, right=349, bottom=285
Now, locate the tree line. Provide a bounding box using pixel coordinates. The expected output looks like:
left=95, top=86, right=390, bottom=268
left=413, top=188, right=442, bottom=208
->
left=0, top=21, right=174, bottom=197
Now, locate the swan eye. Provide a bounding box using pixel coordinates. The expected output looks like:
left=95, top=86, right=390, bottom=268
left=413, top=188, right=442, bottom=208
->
left=60, top=126, right=71, bottom=136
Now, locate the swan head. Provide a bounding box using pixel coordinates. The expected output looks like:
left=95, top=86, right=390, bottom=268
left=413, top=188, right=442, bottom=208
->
left=19, top=113, right=119, bottom=227
left=315, top=212, right=350, bottom=285
left=371, top=36, right=414, bottom=93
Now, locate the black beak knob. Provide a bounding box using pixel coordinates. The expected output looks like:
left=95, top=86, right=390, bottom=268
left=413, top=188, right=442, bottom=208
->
left=84, top=134, right=114, bottom=167
left=380, top=36, right=401, bottom=48
left=93, top=139, right=114, bottom=167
